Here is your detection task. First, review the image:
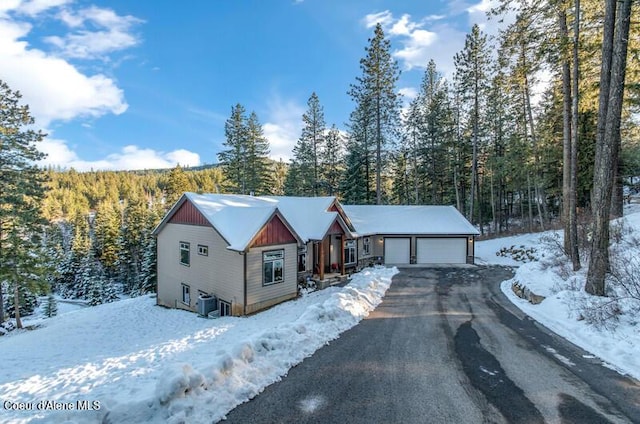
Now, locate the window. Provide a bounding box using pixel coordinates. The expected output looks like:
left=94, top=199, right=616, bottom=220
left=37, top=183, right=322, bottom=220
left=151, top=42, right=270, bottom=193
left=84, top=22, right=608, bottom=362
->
left=219, top=300, right=231, bottom=316
left=298, top=253, right=306, bottom=272
left=345, top=240, right=356, bottom=264
left=263, top=250, right=284, bottom=285
left=363, top=237, right=371, bottom=256
left=197, top=244, right=208, bottom=256
left=182, top=284, right=191, bottom=305
left=180, top=242, right=190, bottom=266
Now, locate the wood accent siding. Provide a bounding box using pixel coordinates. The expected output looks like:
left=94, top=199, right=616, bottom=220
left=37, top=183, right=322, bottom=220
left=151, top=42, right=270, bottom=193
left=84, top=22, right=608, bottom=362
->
left=251, top=215, right=297, bottom=248
left=327, top=219, right=345, bottom=235
left=169, top=201, right=209, bottom=226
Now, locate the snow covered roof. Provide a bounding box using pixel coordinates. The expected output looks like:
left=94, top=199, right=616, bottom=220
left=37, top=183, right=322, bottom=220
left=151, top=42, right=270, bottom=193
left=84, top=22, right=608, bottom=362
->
left=155, top=193, right=348, bottom=251
left=263, top=196, right=350, bottom=242
left=342, top=205, right=479, bottom=236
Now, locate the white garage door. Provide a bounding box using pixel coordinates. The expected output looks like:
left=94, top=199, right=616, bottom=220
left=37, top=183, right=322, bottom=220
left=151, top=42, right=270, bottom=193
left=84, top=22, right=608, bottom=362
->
left=417, top=238, right=467, bottom=264
left=384, top=238, right=410, bottom=264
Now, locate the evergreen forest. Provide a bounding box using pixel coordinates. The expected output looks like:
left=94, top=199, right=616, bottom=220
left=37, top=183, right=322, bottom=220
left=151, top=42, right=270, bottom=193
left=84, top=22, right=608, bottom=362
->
left=1, top=0, right=639, bottom=325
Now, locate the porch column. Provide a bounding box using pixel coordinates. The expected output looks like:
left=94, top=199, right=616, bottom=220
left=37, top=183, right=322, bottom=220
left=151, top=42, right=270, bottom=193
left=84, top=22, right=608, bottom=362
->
left=319, top=240, right=325, bottom=281
left=341, top=237, right=345, bottom=275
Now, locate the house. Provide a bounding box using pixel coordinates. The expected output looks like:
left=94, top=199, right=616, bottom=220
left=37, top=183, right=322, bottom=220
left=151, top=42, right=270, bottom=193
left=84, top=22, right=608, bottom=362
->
left=343, top=205, right=479, bottom=267
left=153, top=193, right=302, bottom=316
left=154, top=194, right=478, bottom=316
left=263, top=196, right=355, bottom=281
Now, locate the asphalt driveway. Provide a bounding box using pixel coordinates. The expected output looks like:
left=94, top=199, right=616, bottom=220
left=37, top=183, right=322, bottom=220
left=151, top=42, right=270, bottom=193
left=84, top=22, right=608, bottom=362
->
left=222, top=266, right=640, bottom=423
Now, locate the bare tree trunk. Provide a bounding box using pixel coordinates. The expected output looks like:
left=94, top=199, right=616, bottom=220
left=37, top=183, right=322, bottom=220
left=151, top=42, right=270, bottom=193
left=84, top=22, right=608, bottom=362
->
left=490, top=170, right=496, bottom=234
left=527, top=174, right=534, bottom=232
left=0, top=284, right=4, bottom=324
left=570, top=0, right=581, bottom=271
left=611, top=157, right=624, bottom=217
left=587, top=0, right=632, bottom=296
left=559, top=6, right=572, bottom=254
left=14, top=284, right=22, bottom=330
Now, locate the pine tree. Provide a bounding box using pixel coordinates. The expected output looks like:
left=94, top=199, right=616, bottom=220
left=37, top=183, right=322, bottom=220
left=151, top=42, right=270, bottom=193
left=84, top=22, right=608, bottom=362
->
left=244, top=112, right=272, bottom=195
left=348, top=23, right=401, bottom=205
left=285, top=136, right=315, bottom=196
left=320, top=125, right=343, bottom=196
left=93, top=200, right=122, bottom=274
left=219, top=104, right=249, bottom=194
left=454, top=24, right=491, bottom=229
left=138, top=234, right=157, bottom=295
left=0, top=80, right=49, bottom=327
left=43, top=293, right=58, bottom=318
left=300, top=92, right=326, bottom=195
left=164, top=165, right=192, bottom=207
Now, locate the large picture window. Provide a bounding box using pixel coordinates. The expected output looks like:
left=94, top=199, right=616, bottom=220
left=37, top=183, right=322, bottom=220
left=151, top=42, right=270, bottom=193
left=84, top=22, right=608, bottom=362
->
left=180, top=242, right=190, bottom=266
left=263, top=250, right=284, bottom=285
left=345, top=240, right=356, bottom=264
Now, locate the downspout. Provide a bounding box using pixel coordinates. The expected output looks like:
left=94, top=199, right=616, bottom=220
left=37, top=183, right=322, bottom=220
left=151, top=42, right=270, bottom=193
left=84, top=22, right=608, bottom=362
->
left=243, top=250, right=247, bottom=316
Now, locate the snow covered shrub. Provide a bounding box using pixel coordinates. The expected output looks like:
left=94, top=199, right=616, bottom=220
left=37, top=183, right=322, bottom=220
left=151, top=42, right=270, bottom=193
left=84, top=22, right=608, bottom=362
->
left=496, top=245, right=537, bottom=263
left=298, top=276, right=317, bottom=296
left=574, top=295, right=623, bottom=330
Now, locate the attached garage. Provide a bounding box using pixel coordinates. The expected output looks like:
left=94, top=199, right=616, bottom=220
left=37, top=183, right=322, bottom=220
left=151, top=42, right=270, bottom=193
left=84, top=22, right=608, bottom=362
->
left=417, top=238, right=467, bottom=264
left=384, top=238, right=410, bottom=264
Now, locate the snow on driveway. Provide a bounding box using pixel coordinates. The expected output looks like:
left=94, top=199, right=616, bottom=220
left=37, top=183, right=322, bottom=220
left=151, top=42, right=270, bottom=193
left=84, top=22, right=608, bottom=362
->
left=0, top=267, right=398, bottom=424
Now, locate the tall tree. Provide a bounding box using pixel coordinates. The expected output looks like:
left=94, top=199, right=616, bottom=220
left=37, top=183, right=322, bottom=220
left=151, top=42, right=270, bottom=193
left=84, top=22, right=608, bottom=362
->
left=349, top=23, right=401, bottom=204
left=219, top=104, right=249, bottom=194
left=586, top=0, right=634, bottom=296
left=0, top=80, right=48, bottom=327
left=244, top=111, right=272, bottom=195
left=300, top=92, right=326, bottom=195
left=320, top=125, right=343, bottom=196
left=218, top=105, right=271, bottom=195
left=454, top=24, right=491, bottom=229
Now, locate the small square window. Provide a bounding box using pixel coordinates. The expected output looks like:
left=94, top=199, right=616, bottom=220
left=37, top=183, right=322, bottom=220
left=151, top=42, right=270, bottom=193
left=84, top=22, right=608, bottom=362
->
left=197, top=245, right=208, bottom=256
left=180, top=242, right=190, bottom=266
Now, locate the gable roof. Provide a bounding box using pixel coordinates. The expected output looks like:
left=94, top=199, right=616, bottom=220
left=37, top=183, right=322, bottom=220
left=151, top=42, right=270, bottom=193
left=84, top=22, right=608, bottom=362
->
left=263, top=196, right=353, bottom=242
left=154, top=193, right=296, bottom=251
left=342, top=205, right=479, bottom=236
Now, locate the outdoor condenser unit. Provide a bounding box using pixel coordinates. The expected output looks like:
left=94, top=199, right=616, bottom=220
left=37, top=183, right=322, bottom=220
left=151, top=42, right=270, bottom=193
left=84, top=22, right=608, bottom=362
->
left=197, top=294, right=217, bottom=316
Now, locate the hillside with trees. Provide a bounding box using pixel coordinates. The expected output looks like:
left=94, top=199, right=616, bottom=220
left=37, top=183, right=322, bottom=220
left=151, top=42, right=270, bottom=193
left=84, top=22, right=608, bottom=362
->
left=1, top=0, right=638, bottom=324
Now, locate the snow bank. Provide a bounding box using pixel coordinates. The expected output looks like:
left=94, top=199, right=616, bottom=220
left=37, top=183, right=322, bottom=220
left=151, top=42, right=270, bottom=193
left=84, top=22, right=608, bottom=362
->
left=0, top=267, right=397, bottom=424
left=477, top=207, right=640, bottom=381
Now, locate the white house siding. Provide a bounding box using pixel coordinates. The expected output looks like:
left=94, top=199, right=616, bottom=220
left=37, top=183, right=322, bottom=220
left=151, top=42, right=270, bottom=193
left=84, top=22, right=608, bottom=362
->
left=245, top=243, right=298, bottom=314
left=157, top=223, right=243, bottom=314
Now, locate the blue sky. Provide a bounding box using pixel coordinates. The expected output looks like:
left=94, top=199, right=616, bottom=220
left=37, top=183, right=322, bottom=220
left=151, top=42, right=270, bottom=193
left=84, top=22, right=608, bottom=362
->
left=0, top=0, right=496, bottom=171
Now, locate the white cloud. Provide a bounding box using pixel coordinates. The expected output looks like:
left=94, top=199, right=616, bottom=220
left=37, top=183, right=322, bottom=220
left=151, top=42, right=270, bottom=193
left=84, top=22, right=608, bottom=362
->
left=398, top=87, right=418, bottom=100
left=0, top=3, right=140, bottom=126
left=389, top=14, right=419, bottom=36
left=39, top=138, right=201, bottom=171
left=362, top=10, right=394, bottom=29
left=46, top=6, right=143, bottom=59
left=262, top=96, right=305, bottom=163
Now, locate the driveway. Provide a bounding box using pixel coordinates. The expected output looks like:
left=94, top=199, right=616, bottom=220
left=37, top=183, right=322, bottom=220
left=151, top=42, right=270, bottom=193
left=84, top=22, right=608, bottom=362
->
left=222, top=266, right=640, bottom=423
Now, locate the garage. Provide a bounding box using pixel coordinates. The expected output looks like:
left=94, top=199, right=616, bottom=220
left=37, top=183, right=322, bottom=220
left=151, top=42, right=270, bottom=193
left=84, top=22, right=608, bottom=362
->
left=417, top=238, right=467, bottom=264
left=384, top=238, right=410, bottom=264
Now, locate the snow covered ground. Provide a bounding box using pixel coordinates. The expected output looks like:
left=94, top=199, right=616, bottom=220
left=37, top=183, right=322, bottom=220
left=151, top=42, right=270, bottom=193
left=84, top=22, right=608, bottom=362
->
left=476, top=204, right=640, bottom=381
left=0, top=267, right=398, bottom=424
left=3, top=208, right=640, bottom=424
